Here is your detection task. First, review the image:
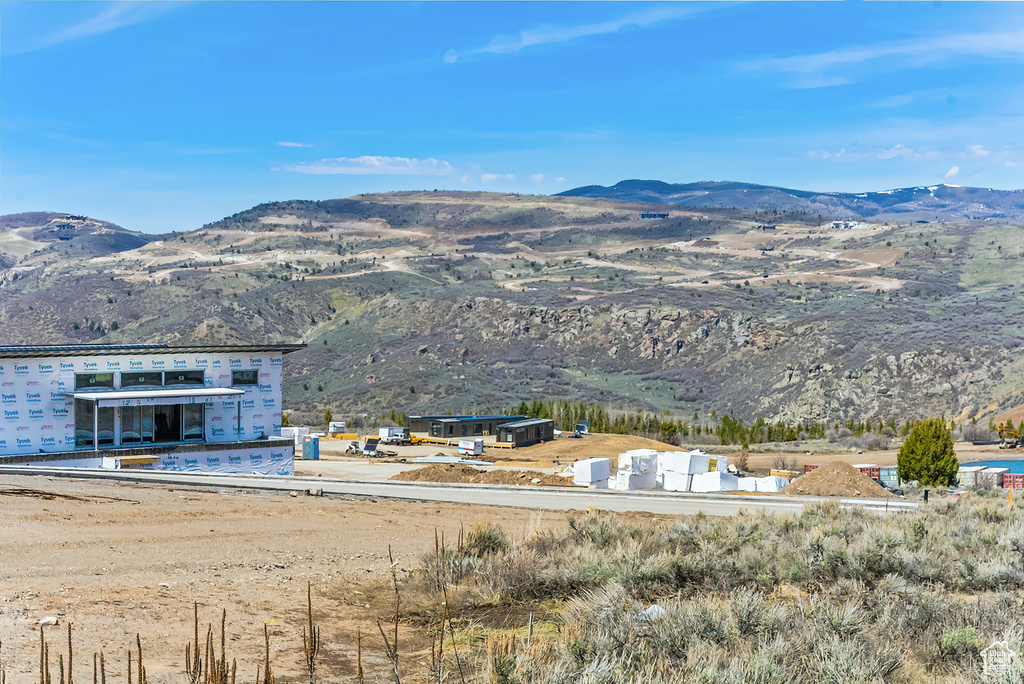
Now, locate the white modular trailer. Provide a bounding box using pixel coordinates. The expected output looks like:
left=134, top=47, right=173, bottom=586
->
left=0, top=343, right=303, bottom=474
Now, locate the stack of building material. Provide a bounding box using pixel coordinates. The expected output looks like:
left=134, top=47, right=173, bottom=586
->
left=573, top=457, right=610, bottom=488
left=660, top=471, right=692, bottom=492
left=612, top=449, right=658, bottom=490
left=755, top=476, right=789, bottom=492
left=657, top=451, right=690, bottom=489
left=281, top=426, right=309, bottom=446
left=690, top=471, right=740, bottom=492
left=737, top=477, right=757, bottom=492
left=977, top=467, right=1009, bottom=488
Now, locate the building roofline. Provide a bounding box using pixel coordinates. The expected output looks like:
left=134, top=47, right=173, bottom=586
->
left=0, top=343, right=306, bottom=359
left=498, top=418, right=554, bottom=428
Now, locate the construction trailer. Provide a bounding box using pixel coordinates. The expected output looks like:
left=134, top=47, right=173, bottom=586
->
left=408, top=414, right=526, bottom=438
left=496, top=418, right=555, bottom=447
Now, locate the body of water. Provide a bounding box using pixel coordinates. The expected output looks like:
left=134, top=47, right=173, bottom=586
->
left=962, top=459, right=1024, bottom=473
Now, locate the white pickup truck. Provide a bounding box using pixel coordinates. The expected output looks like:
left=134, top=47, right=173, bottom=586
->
left=378, top=427, right=412, bottom=445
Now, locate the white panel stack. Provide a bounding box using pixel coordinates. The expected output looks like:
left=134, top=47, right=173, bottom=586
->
left=281, top=426, right=309, bottom=446
left=573, top=457, right=610, bottom=488
left=690, top=471, right=740, bottom=492
left=686, top=451, right=711, bottom=474
left=612, top=449, right=658, bottom=490
left=661, top=471, right=692, bottom=492
left=755, top=476, right=789, bottom=492
left=737, top=477, right=757, bottom=492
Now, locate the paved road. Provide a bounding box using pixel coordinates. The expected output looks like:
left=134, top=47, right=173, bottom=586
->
left=0, top=466, right=917, bottom=516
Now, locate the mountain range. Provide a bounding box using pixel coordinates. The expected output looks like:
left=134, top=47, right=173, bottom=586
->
left=559, top=180, right=1024, bottom=221
left=1, top=186, right=1022, bottom=427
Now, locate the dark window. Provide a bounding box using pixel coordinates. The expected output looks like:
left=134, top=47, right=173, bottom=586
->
left=75, top=399, right=95, bottom=447
left=183, top=404, right=204, bottom=441
left=231, top=370, right=258, bottom=386
left=154, top=405, right=181, bottom=442
left=75, top=373, right=114, bottom=390
left=121, top=405, right=154, bottom=444
left=121, top=372, right=163, bottom=387
left=165, top=370, right=205, bottom=386
left=473, top=423, right=482, bottom=436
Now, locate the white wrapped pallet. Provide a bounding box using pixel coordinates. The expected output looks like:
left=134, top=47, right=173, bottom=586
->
left=755, top=476, right=789, bottom=492
left=737, top=477, right=757, bottom=492
left=661, top=471, right=692, bottom=492
left=687, top=453, right=711, bottom=475
left=690, top=471, right=740, bottom=493
left=619, top=449, right=657, bottom=474
left=573, top=457, right=610, bottom=486
left=657, top=451, right=692, bottom=475
left=614, top=470, right=658, bottom=490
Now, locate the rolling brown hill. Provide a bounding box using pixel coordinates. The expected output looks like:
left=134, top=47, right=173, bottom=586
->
left=2, top=191, right=1022, bottom=428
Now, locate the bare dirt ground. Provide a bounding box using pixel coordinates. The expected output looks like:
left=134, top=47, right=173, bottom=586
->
left=0, top=474, right=571, bottom=683
left=4, top=437, right=1009, bottom=681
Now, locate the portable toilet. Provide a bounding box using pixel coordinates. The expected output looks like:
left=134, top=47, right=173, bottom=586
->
left=302, top=434, right=320, bottom=460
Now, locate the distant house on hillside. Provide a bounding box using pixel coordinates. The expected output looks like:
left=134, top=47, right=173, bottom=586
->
left=756, top=224, right=776, bottom=230
left=696, top=238, right=719, bottom=248
left=830, top=221, right=857, bottom=230
left=641, top=212, right=669, bottom=219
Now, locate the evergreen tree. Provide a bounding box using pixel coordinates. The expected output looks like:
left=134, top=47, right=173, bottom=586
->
left=897, top=417, right=958, bottom=487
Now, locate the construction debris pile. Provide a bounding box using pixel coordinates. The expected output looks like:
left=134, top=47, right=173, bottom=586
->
left=390, top=464, right=577, bottom=487
left=782, top=461, right=893, bottom=498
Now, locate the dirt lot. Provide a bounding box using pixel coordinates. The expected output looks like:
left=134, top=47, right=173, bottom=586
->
left=2, top=438, right=1010, bottom=680
left=0, top=474, right=572, bottom=682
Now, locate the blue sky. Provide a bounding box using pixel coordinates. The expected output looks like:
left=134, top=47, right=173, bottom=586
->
left=2, top=1, right=1022, bottom=233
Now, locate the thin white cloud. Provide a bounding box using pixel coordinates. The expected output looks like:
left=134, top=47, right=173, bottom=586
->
left=556, top=177, right=567, bottom=183
left=446, top=6, right=697, bottom=62
left=877, top=144, right=940, bottom=161
left=278, top=141, right=312, bottom=148
left=744, top=30, right=1024, bottom=87
left=11, top=2, right=179, bottom=55
left=966, top=144, right=990, bottom=157
left=286, top=156, right=455, bottom=176
left=481, top=173, right=515, bottom=185
left=530, top=173, right=545, bottom=183
left=809, top=144, right=940, bottom=162
left=944, top=166, right=960, bottom=179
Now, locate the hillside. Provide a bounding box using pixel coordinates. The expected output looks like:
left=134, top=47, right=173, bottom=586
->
left=0, top=212, right=153, bottom=260
left=1, top=191, right=1023, bottom=426
left=559, top=180, right=1024, bottom=221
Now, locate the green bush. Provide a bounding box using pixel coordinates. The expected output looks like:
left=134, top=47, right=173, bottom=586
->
left=898, top=417, right=958, bottom=487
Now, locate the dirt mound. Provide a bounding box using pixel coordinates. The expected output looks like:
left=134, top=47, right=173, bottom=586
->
left=390, top=464, right=575, bottom=487
left=782, top=461, right=893, bottom=498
